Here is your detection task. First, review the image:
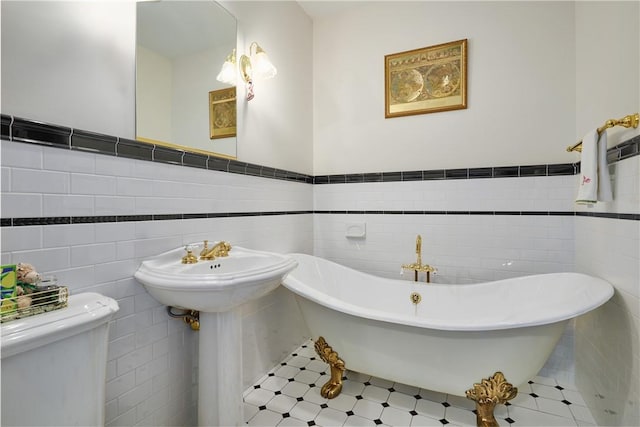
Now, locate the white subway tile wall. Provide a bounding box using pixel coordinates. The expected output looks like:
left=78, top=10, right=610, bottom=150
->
left=574, top=155, right=640, bottom=427
left=313, top=176, right=577, bottom=283
left=1, top=141, right=313, bottom=426
left=2, top=138, right=639, bottom=426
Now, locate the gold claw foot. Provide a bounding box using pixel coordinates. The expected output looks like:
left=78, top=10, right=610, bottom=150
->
left=465, top=371, right=517, bottom=427
left=314, top=336, right=345, bottom=399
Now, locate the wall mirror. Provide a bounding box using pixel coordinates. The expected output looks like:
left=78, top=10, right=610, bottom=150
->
left=136, top=1, right=237, bottom=159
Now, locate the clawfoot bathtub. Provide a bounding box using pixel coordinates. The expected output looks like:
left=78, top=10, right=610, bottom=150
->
left=282, top=254, right=613, bottom=426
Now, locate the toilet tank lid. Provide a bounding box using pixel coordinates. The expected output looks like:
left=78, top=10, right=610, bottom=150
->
left=1, top=292, right=119, bottom=358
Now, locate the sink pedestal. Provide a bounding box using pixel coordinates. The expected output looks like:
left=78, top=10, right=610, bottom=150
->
left=198, top=310, right=243, bottom=426
left=134, top=244, right=298, bottom=426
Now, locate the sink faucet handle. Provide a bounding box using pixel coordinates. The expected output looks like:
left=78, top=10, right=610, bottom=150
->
left=200, top=240, right=210, bottom=257
left=182, top=246, right=198, bottom=264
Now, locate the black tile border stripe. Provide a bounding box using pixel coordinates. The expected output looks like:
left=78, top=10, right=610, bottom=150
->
left=314, top=210, right=640, bottom=220
left=2, top=210, right=638, bottom=227
left=1, top=114, right=639, bottom=227
left=4, top=114, right=638, bottom=186
left=3, top=211, right=313, bottom=227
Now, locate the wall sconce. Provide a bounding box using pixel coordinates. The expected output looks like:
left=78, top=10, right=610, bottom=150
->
left=240, top=42, right=277, bottom=101
left=216, top=49, right=237, bottom=86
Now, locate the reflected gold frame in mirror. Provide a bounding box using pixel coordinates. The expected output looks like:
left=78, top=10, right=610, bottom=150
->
left=385, top=39, right=467, bottom=118
left=209, top=87, right=237, bottom=139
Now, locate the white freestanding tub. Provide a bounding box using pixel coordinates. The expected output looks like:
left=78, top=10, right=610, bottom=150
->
left=282, top=253, right=613, bottom=396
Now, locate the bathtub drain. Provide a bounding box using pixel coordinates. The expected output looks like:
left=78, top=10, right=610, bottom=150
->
left=409, top=292, right=422, bottom=304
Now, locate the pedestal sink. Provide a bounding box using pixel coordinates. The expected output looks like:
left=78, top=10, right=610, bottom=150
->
left=134, top=243, right=297, bottom=426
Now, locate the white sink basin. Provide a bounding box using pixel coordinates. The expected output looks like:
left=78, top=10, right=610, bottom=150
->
left=134, top=244, right=298, bottom=312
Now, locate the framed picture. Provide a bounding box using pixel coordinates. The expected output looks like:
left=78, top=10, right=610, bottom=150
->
left=209, top=87, right=237, bottom=139
left=385, top=39, right=467, bottom=118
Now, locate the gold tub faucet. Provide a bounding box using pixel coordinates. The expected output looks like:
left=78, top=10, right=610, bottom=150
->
left=401, top=234, right=437, bottom=283
left=200, top=240, right=232, bottom=260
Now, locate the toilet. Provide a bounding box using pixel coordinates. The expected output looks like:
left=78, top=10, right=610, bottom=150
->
left=1, top=292, right=119, bottom=426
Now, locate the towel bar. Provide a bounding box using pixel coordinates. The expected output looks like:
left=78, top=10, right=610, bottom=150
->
left=567, top=113, right=639, bottom=153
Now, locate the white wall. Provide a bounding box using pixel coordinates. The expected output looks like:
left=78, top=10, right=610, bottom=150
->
left=575, top=2, right=640, bottom=146
left=312, top=1, right=577, bottom=175
left=0, top=141, right=314, bottom=426
left=0, top=1, right=136, bottom=138
left=573, top=2, right=640, bottom=426
left=220, top=1, right=314, bottom=175
left=1, top=0, right=314, bottom=175
left=1, top=1, right=314, bottom=425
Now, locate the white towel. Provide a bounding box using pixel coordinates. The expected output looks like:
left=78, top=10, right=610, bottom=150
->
left=575, top=129, right=613, bottom=204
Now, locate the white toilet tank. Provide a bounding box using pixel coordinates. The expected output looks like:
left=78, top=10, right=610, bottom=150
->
left=1, top=292, right=119, bottom=426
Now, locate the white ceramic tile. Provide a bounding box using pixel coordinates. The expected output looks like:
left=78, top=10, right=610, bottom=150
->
left=261, top=376, right=291, bottom=392
left=12, top=167, right=69, bottom=193
left=1, top=192, right=43, bottom=217
left=247, top=409, right=283, bottom=426
left=10, top=246, right=70, bottom=273
left=282, top=381, right=312, bottom=399
left=569, top=404, right=597, bottom=424
left=446, top=394, right=476, bottom=411
left=508, top=392, right=538, bottom=411
left=352, top=398, right=384, bottom=420
left=530, top=383, right=565, bottom=400
left=410, top=414, right=444, bottom=426
left=314, top=407, right=348, bottom=426
left=361, top=385, right=391, bottom=403
left=116, top=344, right=153, bottom=376
left=507, top=405, right=577, bottom=426
left=387, top=391, right=417, bottom=411
left=289, top=400, right=322, bottom=422
left=266, top=394, right=298, bottom=414
left=243, top=403, right=259, bottom=423
left=306, top=359, right=329, bottom=373
left=43, top=194, right=94, bottom=216
left=118, top=380, right=152, bottom=414
left=95, top=196, right=136, bottom=215
left=71, top=172, right=116, bottom=195
left=369, top=376, right=395, bottom=389
left=414, top=399, right=446, bottom=420
left=392, top=383, right=420, bottom=396
left=1, top=166, right=11, bottom=191
left=444, top=405, right=476, bottom=426
left=380, top=405, right=412, bottom=426
left=303, top=388, right=329, bottom=405
left=536, top=396, right=574, bottom=418
left=43, top=223, right=95, bottom=247
left=561, top=389, right=588, bottom=407
left=43, top=146, right=95, bottom=173
left=277, top=415, right=309, bottom=426
left=295, top=369, right=321, bottom=385
left=106, top=371, right=136, bottom=402
left=344, top=415, right=377, bottom=426
left=70, top=242, right=116, bottom=267
left=326, top=393, right=357, bottom=412
left=1, top=225, right=42, bottom=251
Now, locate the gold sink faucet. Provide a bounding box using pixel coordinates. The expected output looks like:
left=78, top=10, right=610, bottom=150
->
left=401, top=234, right=436, bottom=283
left=200, top=240, right=232, bottom=260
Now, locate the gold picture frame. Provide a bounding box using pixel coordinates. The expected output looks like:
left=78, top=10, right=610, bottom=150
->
left=385, top=39, right=467, bottom=118
left=209, top=87, right=237, bottom=139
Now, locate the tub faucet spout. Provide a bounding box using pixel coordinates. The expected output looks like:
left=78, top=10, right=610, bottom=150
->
left=402, top=234, right=436, bottom=283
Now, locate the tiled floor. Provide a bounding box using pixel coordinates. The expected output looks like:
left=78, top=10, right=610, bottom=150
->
left=243, top=340, right=597, bottom=426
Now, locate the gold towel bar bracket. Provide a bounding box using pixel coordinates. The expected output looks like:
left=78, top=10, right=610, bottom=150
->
left=566, top=112, right=639, bottom=153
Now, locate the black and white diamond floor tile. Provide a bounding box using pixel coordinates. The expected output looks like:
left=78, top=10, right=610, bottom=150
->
left=244, top=340, right=596, bottom=426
